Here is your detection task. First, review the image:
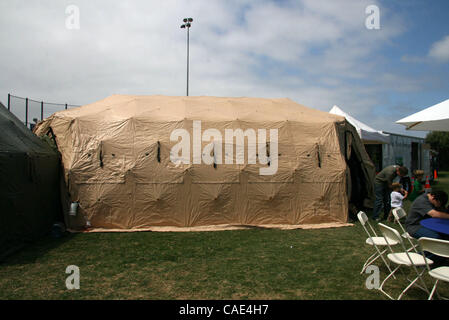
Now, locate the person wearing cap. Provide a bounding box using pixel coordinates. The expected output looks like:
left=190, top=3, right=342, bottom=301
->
left=372, top=165, right=409, bottom=221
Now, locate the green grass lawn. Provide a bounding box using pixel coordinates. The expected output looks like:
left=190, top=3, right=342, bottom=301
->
left=1, top=172, right=448, bottom=300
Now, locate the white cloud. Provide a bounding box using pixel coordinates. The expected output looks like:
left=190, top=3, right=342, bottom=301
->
left=428, top=35, right=449, bottom=62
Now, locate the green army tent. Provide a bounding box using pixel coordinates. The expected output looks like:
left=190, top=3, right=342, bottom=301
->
left=0, top=102, right=61, bottom=259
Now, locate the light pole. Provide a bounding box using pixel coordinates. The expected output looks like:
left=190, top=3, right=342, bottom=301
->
left=180, top=18, right=193, bottom=96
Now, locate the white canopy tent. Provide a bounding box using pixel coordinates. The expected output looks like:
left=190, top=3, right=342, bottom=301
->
left=329, top=105, right=390, bottom=144
left=396, top=99, right=449, bottom=132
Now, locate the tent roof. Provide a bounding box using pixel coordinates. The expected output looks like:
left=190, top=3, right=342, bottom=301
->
left=0, top=102, right=55, bottom=154
left=50, top=95, right=346, bottom=123
left=329, top=105, right=390, bottom=144
left=396, top=99, right=449, bottom=132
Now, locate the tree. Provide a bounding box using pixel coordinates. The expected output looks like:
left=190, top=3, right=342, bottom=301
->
left=425, top=131, right=449, bottom=170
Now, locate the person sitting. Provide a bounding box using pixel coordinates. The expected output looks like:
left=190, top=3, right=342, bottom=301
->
left=387, top=182, right=408, bottom=222
left=405, top=191, right=449, bottom=240
left=408, top=170, right=424, bottom=202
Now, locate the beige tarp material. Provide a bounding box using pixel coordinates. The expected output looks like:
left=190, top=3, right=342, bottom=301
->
left=34, top=95, right=375, bottom=232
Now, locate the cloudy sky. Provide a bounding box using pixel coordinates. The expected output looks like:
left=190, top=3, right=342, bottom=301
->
left=1, top=0, right=448, bottom=137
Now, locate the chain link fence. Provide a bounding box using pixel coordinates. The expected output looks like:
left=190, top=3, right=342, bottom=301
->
left=6, top=94, right=80, bottom=130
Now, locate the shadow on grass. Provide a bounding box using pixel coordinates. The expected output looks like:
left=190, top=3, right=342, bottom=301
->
left=0, top=232, right=78, bottom=266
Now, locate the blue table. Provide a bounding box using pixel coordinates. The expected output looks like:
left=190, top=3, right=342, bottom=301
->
left=420, top=218, right=449, bottom=235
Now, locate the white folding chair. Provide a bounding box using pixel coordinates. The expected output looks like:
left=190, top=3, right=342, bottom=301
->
left=378, top=223, right=433, bottom=300
left=418, top=237, right=449, bottom=300
left=392, top=208, right=419, bottom=252
left=357, top=211, right=397, bottom=275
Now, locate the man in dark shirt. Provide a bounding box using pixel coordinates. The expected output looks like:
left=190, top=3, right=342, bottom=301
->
left=405, top=191, right=449, bottom=239
left=372, top=165, right=408, bottom=221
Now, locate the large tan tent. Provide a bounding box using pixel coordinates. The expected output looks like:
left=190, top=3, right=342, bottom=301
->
left=35, top=95, right=375, bottom=231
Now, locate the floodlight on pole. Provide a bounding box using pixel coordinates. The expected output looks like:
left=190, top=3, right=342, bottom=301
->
left=180, top=18, right=193, bottom=96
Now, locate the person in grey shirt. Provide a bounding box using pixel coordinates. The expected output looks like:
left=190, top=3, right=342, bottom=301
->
left=405, top=191, right=449, bottom=239
left=372, top=165, right=408, bottom=221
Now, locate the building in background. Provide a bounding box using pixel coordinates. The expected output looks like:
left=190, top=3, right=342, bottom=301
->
left=381, top=132, right=431, bottom=178
left=329, top=106, right=431, bottom=177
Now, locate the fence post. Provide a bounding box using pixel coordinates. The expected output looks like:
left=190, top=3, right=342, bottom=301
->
left=25, top=98, right=29, bottom=128
left=8, top=94, right=10, bottom=111
left=41, top=101, right=44, bottom=121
